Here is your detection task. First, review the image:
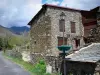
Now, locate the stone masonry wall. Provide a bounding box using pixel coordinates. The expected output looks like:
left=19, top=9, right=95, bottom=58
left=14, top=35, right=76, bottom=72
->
left=30, top=7, right=85, bottom=56
left=46, top=7, right=84, bottom=56
left=30, top=6, right=85, bottom=73
left=87, top=26, right=100, bottom=43
left=30, top=14, right=51, bottom=55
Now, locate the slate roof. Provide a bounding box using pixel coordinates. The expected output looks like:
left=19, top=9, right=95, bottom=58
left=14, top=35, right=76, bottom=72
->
left=66, top=43, right=100, bottom=63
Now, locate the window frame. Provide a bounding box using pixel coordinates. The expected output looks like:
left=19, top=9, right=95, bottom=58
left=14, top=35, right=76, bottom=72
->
left=58, top=37, right=67, bottom=46
left=59, top=19, right=65, bottom=32
left=70, top=21, right=76, bottom=33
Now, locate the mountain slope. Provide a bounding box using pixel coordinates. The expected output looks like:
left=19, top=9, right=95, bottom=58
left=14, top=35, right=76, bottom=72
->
left=9, top=26, right=30, bottom=35
left=0, top=25, right=16, bottom=37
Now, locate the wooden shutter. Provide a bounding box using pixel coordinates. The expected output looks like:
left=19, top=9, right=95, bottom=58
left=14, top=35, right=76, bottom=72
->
left=71, top=21, right=76, bottom=33
left=58, top=37, right=67, bottom=46
left=59, top=19, right=65, bottom=32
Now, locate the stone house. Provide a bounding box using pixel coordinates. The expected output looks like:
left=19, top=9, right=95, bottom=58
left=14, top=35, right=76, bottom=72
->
left=64, top=43, right=100, bottom=75
left=28, top=4, right=85, bottom=56
left=81, top=6, right=100, bottom=43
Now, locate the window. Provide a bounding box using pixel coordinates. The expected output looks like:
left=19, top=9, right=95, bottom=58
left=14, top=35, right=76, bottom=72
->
left=34, top=40, right=36, bottom=44
left=58, top=37, right=67, bottom=46
left=59, top=19, right=65, bottom=32
left=71, top=21, right=76, bottom=33
left=75, top=39, right=80, bottom=48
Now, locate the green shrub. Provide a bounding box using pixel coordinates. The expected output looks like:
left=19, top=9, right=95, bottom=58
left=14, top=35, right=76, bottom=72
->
left=32, top=60, right=46, bottom=75
left=44, top=73, right=51, bottom=75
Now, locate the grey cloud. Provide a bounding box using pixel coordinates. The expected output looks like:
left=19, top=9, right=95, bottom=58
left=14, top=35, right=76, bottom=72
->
left=1, top=0, right=99, bottom=28
left=0, top=0, right=42, bottom=27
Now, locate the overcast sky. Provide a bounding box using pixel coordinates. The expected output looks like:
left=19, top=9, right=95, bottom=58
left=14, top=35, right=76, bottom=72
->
left=0, top=0, right=100, bottom=27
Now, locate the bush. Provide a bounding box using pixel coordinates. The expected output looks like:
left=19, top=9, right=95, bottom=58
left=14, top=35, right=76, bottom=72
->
left=32, top=60, right=46, bottom=75
left=44, top=73, right=51, bottom=75
left=0, top=37, right=13, bottom=50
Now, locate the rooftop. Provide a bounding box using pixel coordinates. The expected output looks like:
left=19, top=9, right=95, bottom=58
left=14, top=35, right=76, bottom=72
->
left=66, top=43, right=100, bottom=63
left=28, top=4, right=87, bottom=25
left=28, top=4, right=99, bottom=25
left=43, top=4, right=87, bottom=11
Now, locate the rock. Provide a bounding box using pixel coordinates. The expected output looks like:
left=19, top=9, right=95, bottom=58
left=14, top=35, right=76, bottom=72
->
left=46, top=64, right=52, bottom=73
left=22, top=51, right=31, bottom=62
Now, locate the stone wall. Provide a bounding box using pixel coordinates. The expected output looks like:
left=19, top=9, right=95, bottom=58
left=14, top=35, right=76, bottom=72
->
left=30, top=6, right=84, bottom=56
left=95, top=62, right=100, bottom=74
left=61, top=60, right=97, bottom=75
left=30, top=53, right=61, bottom=73
left=46, top=7, right=84, bottom=55
left=30, top=6, right=85, bottom=73
left=86, top=26, right=100, bottom=43
left=30, top=15, right=52, bottom=55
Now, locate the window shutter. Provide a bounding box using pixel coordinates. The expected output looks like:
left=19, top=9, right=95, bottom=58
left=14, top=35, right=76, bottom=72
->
left=58, top=37, right=67, bottom=46
left=71, top=22, right=76, bottom=33
left=59, top=19, right=65, bottom=32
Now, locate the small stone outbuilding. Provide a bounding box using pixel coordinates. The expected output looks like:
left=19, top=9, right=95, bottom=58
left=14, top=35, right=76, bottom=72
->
left=62, top=43, right=100, bottom=75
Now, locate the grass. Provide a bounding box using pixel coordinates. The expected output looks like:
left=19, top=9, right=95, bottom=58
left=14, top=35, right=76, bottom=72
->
left=3, top=53, right=35, bottom=75
left=3, top=53, right=61, bottom=75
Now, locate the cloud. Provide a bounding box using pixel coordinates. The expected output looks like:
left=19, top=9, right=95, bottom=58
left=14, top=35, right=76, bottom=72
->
left=0, top=0, right=42, bottom=27
left=61, top=0, right=100, bottom=10
left=0, top=0, right=100, bottom=27
left=42, top=0, right=61, bottom=5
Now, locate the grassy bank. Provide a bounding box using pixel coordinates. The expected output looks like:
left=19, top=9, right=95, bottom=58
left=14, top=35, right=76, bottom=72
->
left=3, top=53, right=35, bottom=75
left=3, top=53, right=61, bottom=75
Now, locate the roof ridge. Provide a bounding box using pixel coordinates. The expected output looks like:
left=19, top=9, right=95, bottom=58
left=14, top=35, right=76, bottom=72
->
left=43, top=3, right=88, bottom=11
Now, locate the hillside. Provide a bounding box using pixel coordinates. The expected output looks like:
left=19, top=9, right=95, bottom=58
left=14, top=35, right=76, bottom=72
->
left=9, top=26, right=30, bottom=35
left=0, top=25, right=16, bottom=37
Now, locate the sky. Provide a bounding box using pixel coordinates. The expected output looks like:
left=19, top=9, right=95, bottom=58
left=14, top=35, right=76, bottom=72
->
left=0, top=0, right=100, bottom=28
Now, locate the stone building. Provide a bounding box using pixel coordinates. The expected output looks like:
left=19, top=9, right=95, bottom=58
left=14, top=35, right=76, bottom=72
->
left=64, top=43, right=100, bottom=75
left=28, top=4, right=100, bottom=73
left=59, top=7, right=100, bottom=75
left=81, top=6, right=100, bottom=43
left=28, top=4, right=85, bottom=56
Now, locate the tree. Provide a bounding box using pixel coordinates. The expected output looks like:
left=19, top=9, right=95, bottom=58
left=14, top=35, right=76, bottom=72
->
left=0, top=38, right=3, bottom=48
